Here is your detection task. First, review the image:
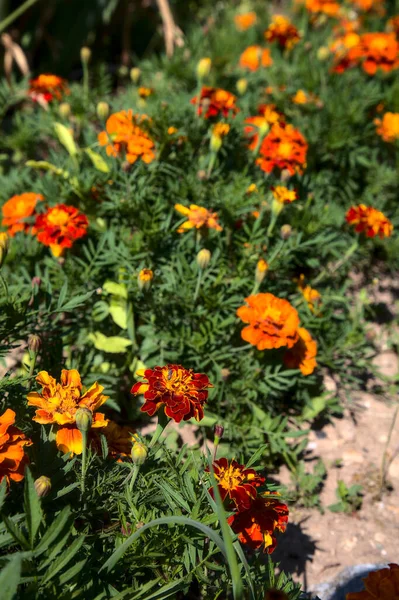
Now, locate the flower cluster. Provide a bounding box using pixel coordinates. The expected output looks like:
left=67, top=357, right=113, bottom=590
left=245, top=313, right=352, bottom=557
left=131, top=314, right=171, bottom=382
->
left=305, top=0, right=341, bottom=17
left=29, top=74, right=68, bottom=103
left=333, top=32, right=399, bottom=75
left=98, top=110, right=156, bottom=164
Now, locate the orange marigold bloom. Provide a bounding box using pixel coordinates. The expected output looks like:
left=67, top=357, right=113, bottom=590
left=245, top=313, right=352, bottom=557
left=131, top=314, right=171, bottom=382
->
left=0, top=408, right=32, bottom=486
left=271, top=186, right=297, bottom=204
left=235, top=12, right=257, bottom=31
left=256, top=123, right=308, bottom=176
left=210, top=458, right=265, bottom=510
left=296, top=274, right=321, bottom=312
left=191, top=86, right=238, bottom=119
left=348, top=0, right=385, bottom=15
left=2, top=192, right=43, bottom=237
left=358, top=33, right=399, bottom=75
left=264, top=15, right=301, bottom=49
left=346, top=563, right=399, bottom=600
left=175, top=203, right=222, bottom=233
left=292, top=89, right=321, bottom=105
left=34, top=204, right=89, bottom=257
left=27, top=370, right=109, bottom=456
left=228, top=494, right=289, bottom=554
left=283, top=327, right=317, bottom=376
left=98, top=110, right=155, bottom=164
left=346, top=205, right=393, bottom=238
left=305, top=0, right=341, bottom=17
left=374, top=112, right=399, bottom=142
left=239, top=46, right=273, bottom=71
left=237, top=293, right=300, bottom=350
left=131, top=364, right=213, bottom=423
left=29, top=74, right=69, bottom=103
left=138, top=268, right=153, bottom=282
left=138, top=87, right=153, bottom=98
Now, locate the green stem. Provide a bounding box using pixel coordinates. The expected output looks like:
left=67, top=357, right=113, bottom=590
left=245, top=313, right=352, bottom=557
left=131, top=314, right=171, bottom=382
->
left=266, top=211, right=278, bottom=238
left=207, top=152, right=217, bottom=178
left=26, top=351, right=37, bottom=389
left=82, top=63, right=89, bottom=108
left=128, top=464, right=140, bottom=492
left=313, top=240, right=358, bottom=285
left=0, top=272, right=8, bottom=299
left=0, top=0, right=39, bottom=34
left=193, top=269, right=203, bottom=302
left=81, top=431, right=88, bottom=495
left=149, top=410, right=168, bottom=448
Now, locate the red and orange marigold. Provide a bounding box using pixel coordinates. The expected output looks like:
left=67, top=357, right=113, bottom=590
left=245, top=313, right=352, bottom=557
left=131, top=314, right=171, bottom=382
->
left=283, top=327, right=317, bottom=376
left=27, top=370, right=109, bottom=456
left=175, top=204, right=222, bottom=233
left=264, top=15, right=301, bottom=49
left=34, top=204, right=89, bottom=257
left=191, top=87, right=238, bottom=119
left=210, top=458, right=265, bottom=510
left=305, top=0, right=342, bottom=17
left=239, top=46, right=273, bottom=71
left=234, top=12, right=257, bottom=31
left=1, top=192, right=43, bottom=237
left=346, top=205, right=393, bottom=238
left=98, top=110, right=155, bottom=164
left=346, top=563, right=399, bottom=600
left=374, top=112, right=399, bottom=142
left=256, top=123, right=308, bottom=176
left=357, top=33, right=399, bottom=75
left=237, top=293, right=300, bottom=350
left=0, top=409, right=32, bottom=486
left=131, top=364, right=213, bottom=423
left=228, top=494, right=289, bottom=554
left=29, top=74, right=69, bottom=103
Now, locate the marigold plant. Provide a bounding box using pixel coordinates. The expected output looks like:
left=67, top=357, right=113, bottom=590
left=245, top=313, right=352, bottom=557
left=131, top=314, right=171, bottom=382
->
left=0, top=409, right=31, bottom=486
left=346, top=205, right=393, bottom=238
left=256, top=123, right=308, bottom=176
left=34, top=204, right=89, bottom=257
left=239, top=46, right=273, bottom=71
left=98, top=110, right=156, bottom=164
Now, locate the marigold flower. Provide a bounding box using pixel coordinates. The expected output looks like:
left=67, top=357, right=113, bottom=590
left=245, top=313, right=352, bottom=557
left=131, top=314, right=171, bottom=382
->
left=272, top=186, right=297, bottom=204
left=29, top=74, right=69, bottom=103
left=0, top=408, right=32, bottom=486
left=34, top=204, right=89, bottom=257
left=168, top=126, right=178, bottom=135
left=239, top=46, right=273, bottom=71
left=175, top=203, right=222, bottom=233
left=191, top=86, right=238, bottom=119
left=265, top=15, right=301, bottom=49
left=244, top=117, right=270, bottom=150
left=348, top=0, right=385, bottom=15
left=237, top=293, right=300, bottom=350
left=256, top=123, right=308, bottom=176
left=138, top=268, right=153, bottom=290
left=2, top=192, right=44, bottom=237
left=210, top=458, right=265, bottom=510
left=210, top=123, right=230, bottom=152
left=346, top=563, right=399, bottom=600
left=98, top=110, right=156, bottom=164
left=228, top=494, right=289, bottom=554
left=131, top=364, right=213, bottom=423
left=255, top=259, right=268, bottom=284
left=296, top=274, right=321, bottom=312
left=93, top=421, right=136, bottom=461
left=374, top=112, right=399, bottom=143
left=283, top=327, right=317, bottom=375
left=357, top=33, right=399, bottom=75
left=291, top=89, right=321, bottom=106
left=246, top=183, right=258, bottom=195
left=27, top=370, right=109, bottom=456
left=346, top=205, right=393, bottom=238
left=305, top=0, right=341, bottom=17
left=235, top=12, right=257, bottom=31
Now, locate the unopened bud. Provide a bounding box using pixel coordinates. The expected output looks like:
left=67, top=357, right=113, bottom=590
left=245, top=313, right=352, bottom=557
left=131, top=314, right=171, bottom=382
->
left=96, top=101, right=109, bottom=120
left=130, top=67, right=141, bottom=84
left=255, top=259, right=268, bottom=284
left=28, top=334, right=41, bottom=354
left=0, top=232, right=9, bottom=268
left=58, top=102, right=71, bottom=118
left=280, top=224, right=292, bottom=240
left=317, top=46, right=330, bottom=61
left=214, top=424, right=224, bottom=445
left=138, top=268, right=153, bottom=291
left=258, top=119, right=270, bottom=137
left=221, top=368, right=230, bottom=381
left=210, top=123, right=230, bottom=153
left=75, top=407, right=93, bottom=433
left=131, top=441, right=147, bottom=465
left=197, top=248, right=211, bottom=270
left=118, top=65, right=128, bottom=78
left=80, top=46, right=91, bottom=64
left=196, top=57, right=212, bottom=80
left=34, top=476, right=51, bottom=498
left=236, top=78, right=248, bottom=95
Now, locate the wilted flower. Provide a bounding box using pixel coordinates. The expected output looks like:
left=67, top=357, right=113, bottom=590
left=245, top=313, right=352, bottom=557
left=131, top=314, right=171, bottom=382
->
left=374, top=112, right=399, bottom=143
left=191, top=86, right=238, bottom=118
left=196, top=57, right=212, bottom=80
left=2, top=192, right=43, bottom=237
left=210, top=458, right=265, bottom=510
left=346, top=205, right=393, bottom=238
left=284, top=327, right=317, bottom=375
left=346, top=563, right=399, bottom=599
left=237, top=293, right=299, bottom=350
left=138, top=268, right=153, bottom=290
left=257, top=123, right=308, bottom=176
left=34, top=204, right=89, bottom=257
left=131, top=364, right=213, bottom=423
left=29, top=74, right=69, bottom=103
left=27, top=370, right=109, bottom=455
left=197, top=248, right=211, bottom=269
left=175, top=204, right=222, bottom=233
left=265, top=15, right=301, bottom=49
left=0, top=408, right=32, bottom=486
left=234, top=12, right=257, bottom=31
left=98, top=110, right=155, bottom=164
left=239, top=46, right=273, bottom=71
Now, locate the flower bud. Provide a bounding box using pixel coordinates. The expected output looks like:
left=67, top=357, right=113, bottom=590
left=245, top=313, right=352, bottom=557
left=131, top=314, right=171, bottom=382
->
left=75, top=407, right=93, bottom=433
left=96, top=101, right=109, bottom=120
left=214, top=424, right=224, bottom=445
left=317, top=46, right=330, bottom=61
left=196, top=57, right=211, bottom=80
left=28, top=334, right=41, bottom=354
left=34, top=475, right=51, bottom=498
left=210, top=123, right=230, bottom=153
left=131, top=441, right=147, bottom=465
left=130, top=67, right=141, bottom=84
left=118, top=65, right=129, bottom=78
left=280, top=224, right=292, bottom=240
left=221, top=368, right=230, bottom=381
left=258, top=119, right=270, bottom=138
left=0, top=232, right=9, bottom=268
left=80, top=46, right=91, bottom=64
left=58, top=102, right=71, bottom=118
left=138, top=268, right=153, bottom=291
left=236, top=78, right=248, bottom=95
left=196, top=248, right=211, bottom=270
left=255, top=259, right=268, bottom=284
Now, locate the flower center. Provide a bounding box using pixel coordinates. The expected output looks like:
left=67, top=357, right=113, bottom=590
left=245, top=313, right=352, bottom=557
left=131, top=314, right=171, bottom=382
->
left=215, top=464, right=245, bottom=491
left=47, top=208, right=70, bottom=227
left=162, top=368, right=193, bottom=396
left=278, top=141, right=293, bottom=158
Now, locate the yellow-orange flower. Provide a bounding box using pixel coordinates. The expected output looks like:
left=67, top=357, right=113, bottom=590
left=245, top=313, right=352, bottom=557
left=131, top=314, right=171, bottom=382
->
left=346, top=563, right=399, bottom=600
left=0, top=408, right=32, bottom=486
left=272, top=186, right=297, bottom=204
left=98, top=110, right=155, bottom=164
left=256, top=123, right=308, bottom=176
left=29, top=74, right=69, bottom=103
left=138, top=268, right=153, bottom=283
left=296, top=274, right=321, bottom=313
left=237, top=293, right=300, bottom=350
left=175, top=204, right=222, bottom=233
left=334, top=33, right=399, bottom=75
left=210, top=458, right=265, bottom=510
left=374, top=112, right=399, bottom=142
left=346, top=205, right=393, bottom=238
left=138, top=87, right=153, bottom=98
left=235, top=12, right=257, bottom=31
left=2, top=192, right=43, bottom=237
left=246, top=183, right=258, bottom=195
left=239, top=46, right=273, bottom=71
left=27, top=370, right=109, bottom=456
left=284, top=327, right=317, bottom=375
left=305, top=0, right=342, bottom=16
left=348, top=0, right=385, bottom=15
left=265, top=15, right=301, bottom=49
left=34, top=204, right=89, bottom=257
left=191, top=87, right=238, bottom=119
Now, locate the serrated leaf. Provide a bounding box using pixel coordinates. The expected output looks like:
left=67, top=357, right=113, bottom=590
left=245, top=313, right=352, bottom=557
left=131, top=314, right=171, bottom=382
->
left=85, top=148, right=110, bottom=173
left=0, top=554, right=21, bottom=600
left=55, top=290, right=94, bottom=313
left=1, top=515, right=30, bottom=550
left=34, top=507, right=72, bottom=557
left=88, top=332, right=132, bottom=353
left=24, top=468, right=43, bottom=546
left=54, top=122, right=78, bottom=156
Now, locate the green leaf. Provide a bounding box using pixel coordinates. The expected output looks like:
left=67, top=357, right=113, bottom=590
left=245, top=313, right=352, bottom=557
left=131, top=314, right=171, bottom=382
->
left=85, top=148, right=110, bottom=173
left=109, top=298, right=128, bottom=330
left=25, top=160, right=64, bottom=175
left=58, top=558, right=87, bottom=585
left=24, top=468, right=43, bottom=546
left=0, top=478, right=7, bottom=512
left=1, top=515, right=30, bottom=550
left=88, top=332, right=132, bottom=353
left=103, top=281, right=128, bottom=299
left=42, top=535, right=85, bottom=583
left=34, top=507, right=72, bottom=556
left=0, top=554, right=21, bottom=600
left=54, top=122, right=78, bottom=156
left=55, top=290, right=94, bottom=313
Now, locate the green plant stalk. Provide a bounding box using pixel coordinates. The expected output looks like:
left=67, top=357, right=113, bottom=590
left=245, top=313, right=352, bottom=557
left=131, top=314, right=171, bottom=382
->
left=193, top=269, right=203, bottom=302
left=266, top=211, right=278, bottom=238
left=82, top=62, right=89, bottom=108
left=379, top=401, right=399, bottom=498
left=0, top=0, right=39, bottom=34
left=149, top=410, right=168, bottom=448
left=207, top=151, right=217, bottom=177
left=81, top=430, right=88, bottom=495
left=0, top=272, right=8, bottom=299
left=313, top=239, right=359, bottom=285
left=128, top=464, right=140, bottom=492
left=26, top=350, right=37, bottom=390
